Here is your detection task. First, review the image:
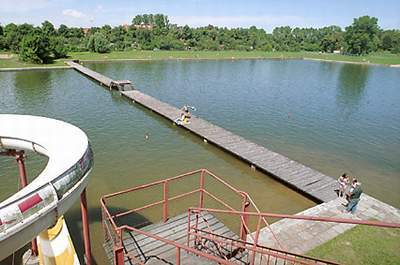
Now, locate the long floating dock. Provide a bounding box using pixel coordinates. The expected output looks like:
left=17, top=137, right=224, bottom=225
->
left=68, top=61, right=337, bottom=203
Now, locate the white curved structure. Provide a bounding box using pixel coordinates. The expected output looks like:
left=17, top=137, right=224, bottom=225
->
left=0, top=114, right=93, bottom=261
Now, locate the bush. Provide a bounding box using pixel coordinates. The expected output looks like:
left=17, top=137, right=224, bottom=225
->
left=50, top=37, right=68, bottom=58
left=0, top=36, right=6, bottom=51
left=19, top=33, right=51, bottom=64
left=87, top=32, right=110, bottom=53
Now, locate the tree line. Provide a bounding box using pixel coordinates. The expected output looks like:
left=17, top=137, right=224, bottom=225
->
left=0, top=14, right=399, bottom=64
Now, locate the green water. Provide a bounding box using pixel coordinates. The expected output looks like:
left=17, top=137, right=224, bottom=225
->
left=1, top=59, right=399, bottom=263
left=0, top=68, right=314, bottom=264
left=86, top=59, right=400, bottom=207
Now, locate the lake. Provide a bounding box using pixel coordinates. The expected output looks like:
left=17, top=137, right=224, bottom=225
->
left=0, top=59, right=399, bottom=263
left=86, top=59, right=400, bottom=207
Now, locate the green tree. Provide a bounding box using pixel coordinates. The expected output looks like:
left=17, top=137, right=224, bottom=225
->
left=4, top=23, right=19, bottom=51
left=88, top=32, right=110, bottom=53
left=273, top=26, right=297, bottom=51
left=58, top=24, right=68, bottom=37
left=132, top=15, right=143, bottom=25
left=50, top=36, right=68, bottom=58
left=0, top=25, right=4, bottom=50
left=380, top=30, right=400, bottom=53
left=320, top=26, right=342, bottom=52
left=110, top=26, right=126, bottom=50
left=42, top=20, right=56, bottom=36
left=343, top=16, right=380, bottom=55
left=154, top=14, right=169, bottom=28
left=19, top=31, right=51, bottom=63
left=5, top=23, right=35, bottom=52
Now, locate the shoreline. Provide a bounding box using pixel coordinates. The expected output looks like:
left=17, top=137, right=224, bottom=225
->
left=1, top=56, right=399, bottom=71
left=0, top=65, right=71, bottom=72
left=78, top=56, right=299, bottom=63
left=80, top=57, right=400, bottom=67
left=304, top=57, right=400, bottom=67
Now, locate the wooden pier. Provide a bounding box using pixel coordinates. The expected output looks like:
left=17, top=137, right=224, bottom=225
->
left=68, top=61, right=337, bottom=203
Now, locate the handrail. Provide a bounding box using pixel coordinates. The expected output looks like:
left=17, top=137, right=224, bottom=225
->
left=189, top=207, right=400, bottom=228
left=120, top=225, right=233, bottom=265
left=188, top=226, right=340, bottom=265
left=101, top=169, right=400, bottom=265
left=100, top=168, right=287, bottom=265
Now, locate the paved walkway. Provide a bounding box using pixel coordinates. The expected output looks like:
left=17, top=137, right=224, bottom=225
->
left=255, top=194, right=400, bottom=254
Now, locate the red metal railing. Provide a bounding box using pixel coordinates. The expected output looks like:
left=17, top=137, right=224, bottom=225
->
left=100, top=169, right=400, bottom=265
left=187, top=207, right=400, bottom=265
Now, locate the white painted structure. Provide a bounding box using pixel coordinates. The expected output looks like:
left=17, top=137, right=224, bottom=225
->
left=0, top=114, right=93, bottom=261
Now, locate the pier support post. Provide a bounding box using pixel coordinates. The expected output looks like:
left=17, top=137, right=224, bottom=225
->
left=15, top=151, right=39, bottom=256
left=80, top=189, right=92, bottom=265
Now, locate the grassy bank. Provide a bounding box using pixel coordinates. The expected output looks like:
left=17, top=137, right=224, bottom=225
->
left=0, top=54, right=65, bottom=69
left=68, top=50, right=400, bottom=65
left=307, top=225, right=400, bottom=265
left=1, top=51, right=400, bottom=69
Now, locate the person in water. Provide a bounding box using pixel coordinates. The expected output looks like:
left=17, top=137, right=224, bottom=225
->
left=345, top=178, right=363, bottom=214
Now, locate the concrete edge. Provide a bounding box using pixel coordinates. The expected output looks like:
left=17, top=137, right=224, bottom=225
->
left=0, top=66, right=71, bottom=72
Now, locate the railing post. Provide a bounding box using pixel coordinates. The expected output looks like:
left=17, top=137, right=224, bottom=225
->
left=240, top=196, right=250, bottom=241
left=16, top=151, right=38, bottom=256
left=114, top=246, right=124, bottom=265
left=80, top=189, right=92, bottom=265
left=163, top=180, right=169, bottom=222
left=176, top=247, right=181, bottom=265
left=187, top=209, right=191, bottom=248
left=194, top=210, right=200, bottom=247
left=250, top=216, right=262, bottom=265
left=114, top=229, right=124, bottom=265
left=199, top=170, right=205, bottom=208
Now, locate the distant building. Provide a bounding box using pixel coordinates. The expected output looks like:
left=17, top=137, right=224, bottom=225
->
left=133, top=22, right=154, bottom=30
left=122, top=24, right=130, bottom=31
left=81, top=28, right=91, bottom=35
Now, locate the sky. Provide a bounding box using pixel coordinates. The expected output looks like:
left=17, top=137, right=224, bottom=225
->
left=1, top=0, right=399, bottom=31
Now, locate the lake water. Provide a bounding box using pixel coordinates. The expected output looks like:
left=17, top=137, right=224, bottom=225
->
left=86, top=59, right=400, bottom=207
left=0, top=59, right=399, bottom=263
left=0, top=65, right=313, bottom=264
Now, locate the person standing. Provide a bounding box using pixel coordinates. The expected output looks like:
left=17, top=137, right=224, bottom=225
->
left=345, top=179, right=363, bottom=214
left=335, top=173, right=348, bottom=197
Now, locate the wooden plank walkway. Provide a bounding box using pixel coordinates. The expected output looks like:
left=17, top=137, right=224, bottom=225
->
left=67, top=61, right=113, bottom=87
left=68, top=61, right=337, bottom=203
left=103, top=212, right=240, bottom=265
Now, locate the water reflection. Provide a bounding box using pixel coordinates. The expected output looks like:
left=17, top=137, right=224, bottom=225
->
left=337, top=64, right=369, bottom=109
left=13, top=70, right=52, bottom=107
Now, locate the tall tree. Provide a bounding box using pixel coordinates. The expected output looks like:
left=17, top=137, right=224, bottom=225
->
left=42, top=20, right=56, bottom=36
left=19, top=30, right=51, bottom=63
left=273, top=26, right=297, bottom=51
left=320, top=26, right=342, bottom=52
left=88, top=32, right=110, bottom=53
left=49, top=36, right=68, bottom=58
left=343, top=16, right=380, bottom=55
left=58, top=24, right=68, bottom=37
left=154, top=14, right=169, bottom=28
left=380, top=30, right=400, bottom=53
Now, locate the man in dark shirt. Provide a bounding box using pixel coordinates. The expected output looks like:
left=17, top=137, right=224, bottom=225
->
left=345, top=179, right=363, bottom=214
